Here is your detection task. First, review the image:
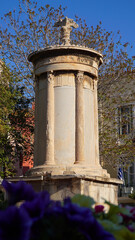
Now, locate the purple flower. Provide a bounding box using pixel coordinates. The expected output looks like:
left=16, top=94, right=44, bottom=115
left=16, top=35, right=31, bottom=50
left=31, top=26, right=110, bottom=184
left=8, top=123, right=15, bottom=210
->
left=63, top=198, right=94, bottom=225
left=21, top=191, right=51, bottom=240
left=95, top=205, right=104, bottom=213
left=0, top=206, right=31, bottom=240
left=2, top=180, right=38, bottom=205
left=128, top=225, right=135, bottom=232
left=88, top=219, right=115, bottom=240
left=50, top=198, right=115, bottom=240
left=1, top=181, right=115, bottom=240
left=130, top=207, right=135, bottom=221
left=21, top=190, right=50, bottom=221
left=120, top=213, right=132, bottom=224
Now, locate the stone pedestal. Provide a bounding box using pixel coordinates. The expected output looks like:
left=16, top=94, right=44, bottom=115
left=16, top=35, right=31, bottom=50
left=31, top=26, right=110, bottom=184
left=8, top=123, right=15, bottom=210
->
left=7, top=174, right=122, bottom=205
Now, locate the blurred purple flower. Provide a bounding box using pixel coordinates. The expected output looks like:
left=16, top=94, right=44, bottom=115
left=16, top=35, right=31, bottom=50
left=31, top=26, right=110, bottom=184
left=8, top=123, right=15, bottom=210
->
left=130, top=207, right=135, bottom=221
left=50, top=198, right=115, bottom=240
left=0, top=206, right=31, bottom=240
left=88, top=218, right=115, bottom=240
left=2, top=180, right=38, bottom=205
left=120, top=213, right=132, bottom=224
left=63, top=197, right=94, bottom=224
left=21, top=191, right=51, bottom=240
left=21, top=190, right=50, bottom=221
left=95, top=205, right=104, bottom=213
left=127, top=224, right=135, bottom=232
left=0, top=181, right=115, bottom=240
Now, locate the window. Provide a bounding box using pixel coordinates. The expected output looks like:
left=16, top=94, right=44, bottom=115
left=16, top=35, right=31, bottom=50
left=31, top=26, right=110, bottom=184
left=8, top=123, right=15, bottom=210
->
left=118, top=156, right=135, bottom=187
left=118, top=105, right=133, bottom=135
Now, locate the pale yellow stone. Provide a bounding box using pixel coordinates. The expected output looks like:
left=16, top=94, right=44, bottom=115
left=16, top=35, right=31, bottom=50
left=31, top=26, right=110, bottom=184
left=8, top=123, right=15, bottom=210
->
left=27, top=20, right=121, bottom=204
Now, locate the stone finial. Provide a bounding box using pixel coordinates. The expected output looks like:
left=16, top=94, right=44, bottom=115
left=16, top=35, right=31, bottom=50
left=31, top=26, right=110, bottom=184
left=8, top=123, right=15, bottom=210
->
left=54, top=17, right=78, bottom=45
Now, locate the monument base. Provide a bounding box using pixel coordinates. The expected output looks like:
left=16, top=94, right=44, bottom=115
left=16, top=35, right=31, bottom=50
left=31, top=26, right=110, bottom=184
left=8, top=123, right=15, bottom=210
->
left=27, top=163, right=110, bottom=178
left=7, top=173, right=122, bottom=205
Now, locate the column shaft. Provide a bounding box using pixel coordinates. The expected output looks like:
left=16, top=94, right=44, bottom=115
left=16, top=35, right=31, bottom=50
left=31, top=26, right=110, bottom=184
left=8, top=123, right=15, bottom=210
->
left=34, top=76, right=39, bottom=166
left=75, top=71, right=85, bottom=164
left=45, top=71, right=55, bottom=165
left=94, top=80, right=100, bottom=165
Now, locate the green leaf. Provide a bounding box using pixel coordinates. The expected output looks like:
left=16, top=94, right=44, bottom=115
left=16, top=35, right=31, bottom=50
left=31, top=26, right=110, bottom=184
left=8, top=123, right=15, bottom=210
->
left=71, top=194, right=95, bottom=208
left=99, top=219, right=135, bottom=240
left=105, top=201, right=130, bottom=223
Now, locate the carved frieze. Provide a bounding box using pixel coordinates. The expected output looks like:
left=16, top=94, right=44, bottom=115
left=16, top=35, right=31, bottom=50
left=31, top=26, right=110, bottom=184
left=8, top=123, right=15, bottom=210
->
left=35, top=55, right=97, bottom=70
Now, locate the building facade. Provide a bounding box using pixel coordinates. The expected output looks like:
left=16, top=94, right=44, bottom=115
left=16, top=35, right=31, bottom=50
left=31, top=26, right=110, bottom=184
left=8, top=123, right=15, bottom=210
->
left=99, top=72, right=135, bottom=195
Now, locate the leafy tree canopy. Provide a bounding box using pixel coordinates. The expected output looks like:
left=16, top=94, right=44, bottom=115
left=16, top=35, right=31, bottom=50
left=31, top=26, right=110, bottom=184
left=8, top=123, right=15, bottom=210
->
left=0, top=61, right=34, bottom=178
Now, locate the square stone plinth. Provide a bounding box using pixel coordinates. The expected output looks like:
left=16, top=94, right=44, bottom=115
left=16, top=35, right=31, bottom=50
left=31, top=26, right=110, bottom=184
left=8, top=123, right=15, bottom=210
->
left=7, top=174, right=122, bottom=205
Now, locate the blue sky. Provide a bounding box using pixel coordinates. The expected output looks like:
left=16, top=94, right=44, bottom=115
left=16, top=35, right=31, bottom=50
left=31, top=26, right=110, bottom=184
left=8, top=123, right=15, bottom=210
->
left=0, top=0, right=135, bottom=57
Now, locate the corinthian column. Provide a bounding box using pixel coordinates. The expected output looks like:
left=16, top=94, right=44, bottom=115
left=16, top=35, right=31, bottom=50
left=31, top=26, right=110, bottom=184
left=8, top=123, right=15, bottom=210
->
left=75, top=71, right=85, bottom=164
left=94, top=80, right=100, bottom=165
left=45, top=71, right=55, bottom=165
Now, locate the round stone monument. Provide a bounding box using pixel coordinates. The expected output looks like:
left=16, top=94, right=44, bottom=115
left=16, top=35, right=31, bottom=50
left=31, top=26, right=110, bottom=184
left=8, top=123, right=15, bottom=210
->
left=28, top=17, right=107, bottom=177
left=27, top=17, right=121, bottom=203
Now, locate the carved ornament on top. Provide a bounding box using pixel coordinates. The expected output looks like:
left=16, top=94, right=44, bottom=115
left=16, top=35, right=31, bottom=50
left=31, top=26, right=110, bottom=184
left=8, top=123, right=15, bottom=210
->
left=54, top=17, right=78, bottom=45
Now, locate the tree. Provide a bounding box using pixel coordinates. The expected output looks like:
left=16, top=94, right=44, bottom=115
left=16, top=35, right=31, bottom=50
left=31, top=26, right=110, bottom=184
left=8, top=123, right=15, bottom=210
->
left=0, top=61, right=19, bottom=178
left=99, top=71, right=135, bottom=168
left=0, top=1, right=66, bottom=97
left=0, top=0, right=135, bottom=173
left=0, top=61, right=34, bottom=178
left=10, top=97, right=34, bottom=175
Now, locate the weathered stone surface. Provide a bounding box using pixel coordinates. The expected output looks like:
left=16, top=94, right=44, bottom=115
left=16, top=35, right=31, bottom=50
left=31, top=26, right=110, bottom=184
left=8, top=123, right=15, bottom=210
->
left=8, top=174, right=121, bottom=205
left=34, top=54, right=99, bottom=77
left=26, top=18, right=121, bottom=204
left=29, top=46, right=104, bottom=173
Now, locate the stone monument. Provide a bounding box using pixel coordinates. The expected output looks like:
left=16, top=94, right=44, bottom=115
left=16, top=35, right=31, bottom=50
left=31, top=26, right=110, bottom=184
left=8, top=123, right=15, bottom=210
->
left=9, top=17, right=121, bottom=204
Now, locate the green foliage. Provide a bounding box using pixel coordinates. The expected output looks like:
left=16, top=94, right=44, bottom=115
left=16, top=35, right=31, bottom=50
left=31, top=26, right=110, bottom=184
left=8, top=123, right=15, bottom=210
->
left=0, top=62, right=16, bottom=135
left=105, top=200, right=129, bottom=224
left=95, top=199, right=135, bottom=240
left=99, top=219, right=135, bottom=240
left=0, top=61, right=34, bottom=178
left=72, top=194, right=95, bottom=209
left=71, top=194, right=135, bottom=240
left=129, top=191, right=135, bottom=199
left=0, top=62, right=18, bottom=177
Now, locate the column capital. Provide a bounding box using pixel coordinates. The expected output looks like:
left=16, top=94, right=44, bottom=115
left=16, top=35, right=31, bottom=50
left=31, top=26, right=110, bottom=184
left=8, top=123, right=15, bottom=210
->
left=76, top=71, right=84, bottom=85
left=47, top=71, right=54, bottom=83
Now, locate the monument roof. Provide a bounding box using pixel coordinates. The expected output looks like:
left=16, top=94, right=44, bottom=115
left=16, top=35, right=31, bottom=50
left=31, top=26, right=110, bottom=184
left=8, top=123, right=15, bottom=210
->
left=28, top=17, right=103, bottom=66
left=28, top=45, right=103, bottom=66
